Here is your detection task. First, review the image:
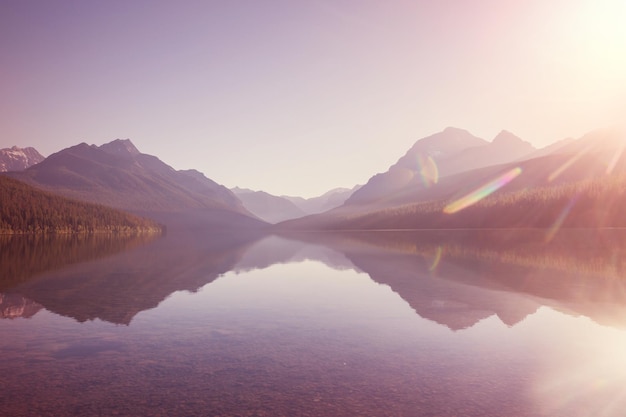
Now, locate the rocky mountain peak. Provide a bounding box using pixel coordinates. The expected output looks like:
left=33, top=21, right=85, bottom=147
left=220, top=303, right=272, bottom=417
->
left=0, top=145, right=45, bottom=172
left=490, top=130, right=535, bottom=155
left=493, top=130, right=522, bottom=144
left=99, top=139, right=141, bottom=157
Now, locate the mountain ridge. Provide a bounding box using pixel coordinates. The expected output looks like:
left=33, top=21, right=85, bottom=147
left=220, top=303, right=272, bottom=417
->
left=6, top=139, right=265, bottom=230
left=346, top=127, right=536, bottom=206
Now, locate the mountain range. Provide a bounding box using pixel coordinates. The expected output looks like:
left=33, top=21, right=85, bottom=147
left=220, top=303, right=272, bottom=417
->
left=279, top=127, right=626, bottom=230
left=3, top=139, right=266, bottom=231
left=11, top=139, right=244, bottom=212
left=3, top=126, right=625, bottom=232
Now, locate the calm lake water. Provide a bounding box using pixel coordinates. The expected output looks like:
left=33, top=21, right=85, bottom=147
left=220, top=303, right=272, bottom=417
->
left=2, top=229, right=626, bottom=416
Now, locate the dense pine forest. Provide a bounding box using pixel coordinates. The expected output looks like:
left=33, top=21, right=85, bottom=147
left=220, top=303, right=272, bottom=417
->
left=0, top=176, right=163, bottom=234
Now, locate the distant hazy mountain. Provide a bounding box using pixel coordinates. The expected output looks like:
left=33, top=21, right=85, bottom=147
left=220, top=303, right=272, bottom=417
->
left=231, top=185, right=362, bottom=223
left=0, top=146, right=45, bottom=172
left=283, top=185, right=362, bottom=214
left=347, top=127, right=535, bottom=205
left=8, top=139, right=264, bottom=228
left=232, top=187, right=307, bottom=223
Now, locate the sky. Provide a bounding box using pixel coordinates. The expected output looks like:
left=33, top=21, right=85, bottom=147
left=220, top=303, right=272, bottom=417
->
left=2, top=0, right=625, bottom=197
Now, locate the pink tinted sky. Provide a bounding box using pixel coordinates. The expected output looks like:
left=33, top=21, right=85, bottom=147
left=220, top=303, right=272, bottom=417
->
left=1, top=0, right=625, bottom=197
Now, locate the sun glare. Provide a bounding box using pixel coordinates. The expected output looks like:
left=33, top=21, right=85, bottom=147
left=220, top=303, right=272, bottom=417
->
left=579, top=0, right=626, bottom=43
left=570, top=0, right=626, bottom=73
left=535, top=318, right=626, bottom=416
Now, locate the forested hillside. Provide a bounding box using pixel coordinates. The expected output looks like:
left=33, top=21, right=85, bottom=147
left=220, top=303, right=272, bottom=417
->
left=278, top=174, right=626, bottom=230
left=0, top=176, right=163, bottom=234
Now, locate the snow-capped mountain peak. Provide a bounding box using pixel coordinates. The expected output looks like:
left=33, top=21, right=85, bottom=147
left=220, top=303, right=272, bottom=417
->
left=0, top=146, right=45, bottom=172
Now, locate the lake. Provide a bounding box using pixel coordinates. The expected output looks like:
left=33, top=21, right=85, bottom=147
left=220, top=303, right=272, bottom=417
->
left=2, top=229, right=626, bottom=416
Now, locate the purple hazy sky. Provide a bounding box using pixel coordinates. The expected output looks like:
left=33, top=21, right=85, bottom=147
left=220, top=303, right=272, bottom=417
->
left=2, top=0, right=625, bottom=197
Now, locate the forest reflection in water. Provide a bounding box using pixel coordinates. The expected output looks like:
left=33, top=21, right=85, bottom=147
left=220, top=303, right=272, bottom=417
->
left=2, top=228, right=626, bottom=416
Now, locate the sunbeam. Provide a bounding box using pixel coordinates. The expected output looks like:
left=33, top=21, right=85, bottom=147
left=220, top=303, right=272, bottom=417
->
left=545, top=197, right=578, bottom=242
left=605, top=142, right=626, bottom=175
left=548, top=142, right=595, bottom=182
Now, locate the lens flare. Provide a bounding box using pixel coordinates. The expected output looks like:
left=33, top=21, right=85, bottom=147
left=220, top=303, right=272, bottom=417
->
left=443, top=167, right=522, bottom=214
left=545, top=198, right=578, bottom=242
left=417, top=154, right=439, bottom=187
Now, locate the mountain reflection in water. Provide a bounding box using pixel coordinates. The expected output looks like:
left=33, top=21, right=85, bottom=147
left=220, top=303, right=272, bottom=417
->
left=2, top=229, right=626, bottom=416
left=282, top=229, right=626, bottom=330
left=0, top=231, right=259, bottom=324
